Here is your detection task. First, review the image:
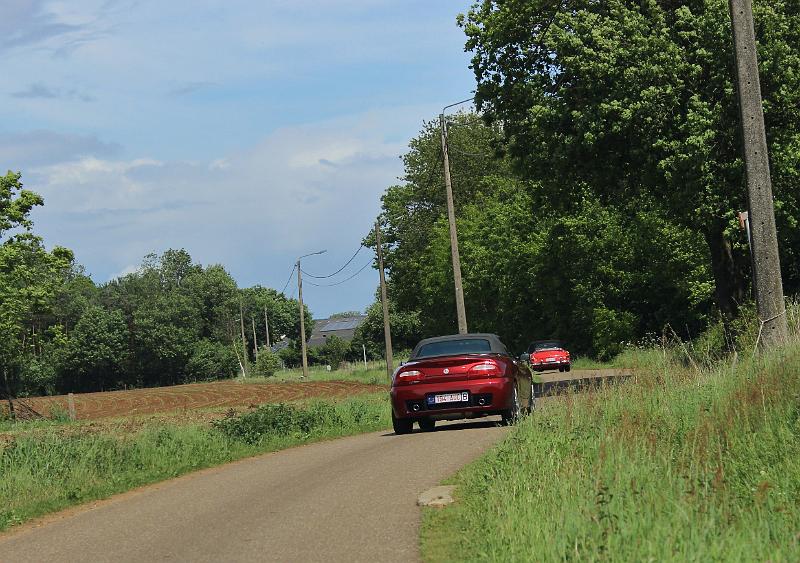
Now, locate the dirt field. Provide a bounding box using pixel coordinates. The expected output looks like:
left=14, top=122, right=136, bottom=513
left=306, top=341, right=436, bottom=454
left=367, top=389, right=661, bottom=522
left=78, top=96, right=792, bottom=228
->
left=10, top=381, right=385, bottom=421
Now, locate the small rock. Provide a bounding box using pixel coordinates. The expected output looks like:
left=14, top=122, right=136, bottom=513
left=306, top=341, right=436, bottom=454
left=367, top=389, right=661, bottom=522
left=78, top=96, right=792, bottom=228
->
left=417, top=485, right=456, bottom=508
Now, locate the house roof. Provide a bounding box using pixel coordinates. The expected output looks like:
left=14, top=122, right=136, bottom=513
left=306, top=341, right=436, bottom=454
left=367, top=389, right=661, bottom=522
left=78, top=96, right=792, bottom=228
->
left=308, top=315, right=367, bottom=349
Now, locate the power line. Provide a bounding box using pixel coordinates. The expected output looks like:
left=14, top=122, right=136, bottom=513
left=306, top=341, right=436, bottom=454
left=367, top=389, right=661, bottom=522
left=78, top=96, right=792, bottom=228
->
left=280, top=264, right=296, bottom=295
left=300, top=246, right=364, bottom=278
left=304, top=259, right=373, bottom=287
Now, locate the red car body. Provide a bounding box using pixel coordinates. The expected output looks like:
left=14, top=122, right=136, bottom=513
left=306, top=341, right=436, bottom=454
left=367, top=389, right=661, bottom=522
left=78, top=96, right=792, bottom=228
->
left=390, top=334, right=533, bottom=434
left=527, top=340, right=571, bottom=372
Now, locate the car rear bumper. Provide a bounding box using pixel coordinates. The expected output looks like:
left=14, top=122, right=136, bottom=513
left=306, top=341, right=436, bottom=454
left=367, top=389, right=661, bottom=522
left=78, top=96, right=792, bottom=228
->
left=531, top=361, right=570, bottom=371
left=390, top=377, right=514, bottom=420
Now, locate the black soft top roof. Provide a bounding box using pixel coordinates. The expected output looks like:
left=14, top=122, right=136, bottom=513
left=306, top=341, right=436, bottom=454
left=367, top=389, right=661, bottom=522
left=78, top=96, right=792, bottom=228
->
left=409, top=333, right=509, bottom=360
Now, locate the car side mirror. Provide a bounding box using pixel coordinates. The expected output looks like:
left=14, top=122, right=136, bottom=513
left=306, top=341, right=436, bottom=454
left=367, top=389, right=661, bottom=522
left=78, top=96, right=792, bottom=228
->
left=519, top=353, right=530, bottom=363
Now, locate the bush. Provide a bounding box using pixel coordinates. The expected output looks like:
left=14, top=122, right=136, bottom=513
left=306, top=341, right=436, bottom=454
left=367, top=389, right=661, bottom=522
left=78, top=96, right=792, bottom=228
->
left=212, top=402, right=343, bottom=444
left=253, top=349, right=282, bottom=377
left=319, top=335, right=349, bottom=369
left=185, top=340, right=238, bottom=381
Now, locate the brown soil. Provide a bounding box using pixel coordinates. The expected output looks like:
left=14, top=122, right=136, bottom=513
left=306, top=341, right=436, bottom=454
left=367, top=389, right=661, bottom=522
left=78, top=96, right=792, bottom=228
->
left=12, top=380, right=385, bottom=421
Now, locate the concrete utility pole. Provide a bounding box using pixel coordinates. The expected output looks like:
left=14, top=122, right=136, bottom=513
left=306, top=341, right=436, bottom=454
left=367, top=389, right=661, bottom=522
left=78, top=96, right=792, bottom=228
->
left=297, top=250, right=326, bottom=379
left=439, top=113, right=469, bottom=334
left=729, top=0, right=788, bottom=348
left=374, top=222, right=394, bottom=380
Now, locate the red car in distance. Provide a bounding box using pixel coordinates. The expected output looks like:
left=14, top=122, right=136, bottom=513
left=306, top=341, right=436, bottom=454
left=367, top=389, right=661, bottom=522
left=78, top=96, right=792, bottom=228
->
left=390, top=333, right=534, bottom=434
left=527, top=340, right=571, bottom=372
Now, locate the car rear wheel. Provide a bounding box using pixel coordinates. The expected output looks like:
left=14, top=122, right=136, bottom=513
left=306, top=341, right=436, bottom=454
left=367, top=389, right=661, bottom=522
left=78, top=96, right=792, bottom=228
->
left=418, top=418, right=435, bottom=432
left=565, top=364, right=571, bottom=372
left=502, top=385, right=521, bottom=426
left=392, top=412, right=413, bottom=435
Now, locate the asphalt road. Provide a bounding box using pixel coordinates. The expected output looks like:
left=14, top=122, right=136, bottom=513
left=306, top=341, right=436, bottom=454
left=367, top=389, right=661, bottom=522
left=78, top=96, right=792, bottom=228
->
left=0, top=420, right=507, bottom=563
left=0, top=368, right=628, bottom=563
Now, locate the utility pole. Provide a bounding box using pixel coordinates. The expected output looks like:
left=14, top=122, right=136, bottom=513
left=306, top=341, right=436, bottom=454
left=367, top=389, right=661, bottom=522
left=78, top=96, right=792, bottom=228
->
left=729, top=0, right=788, bottom=348
left=264, top=305, right=271, bottom=349
left=295, top=250, right=326, bottom=379
left=297, top=261, right=309, bottom=379
left=440, top=113, right=468, bottom=334
left=239, top=300, right=247, bottom=377
left=251, top=316, right=259, bottom=361
left=375, top=222, right=394, bottom=380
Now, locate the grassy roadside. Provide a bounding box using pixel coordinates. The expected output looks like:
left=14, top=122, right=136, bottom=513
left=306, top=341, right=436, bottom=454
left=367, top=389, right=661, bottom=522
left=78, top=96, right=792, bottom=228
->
left=251, top=363, right=391, bottom=386
left=422, top=340, right=800, bottom=561
left=0, top=393, right=390, bottom=532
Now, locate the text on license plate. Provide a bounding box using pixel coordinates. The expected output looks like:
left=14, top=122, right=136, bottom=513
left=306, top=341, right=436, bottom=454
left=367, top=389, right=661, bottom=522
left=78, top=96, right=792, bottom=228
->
left=546, top=358, right=556, bottom=362
left=430, top=392, right=469, bottom=404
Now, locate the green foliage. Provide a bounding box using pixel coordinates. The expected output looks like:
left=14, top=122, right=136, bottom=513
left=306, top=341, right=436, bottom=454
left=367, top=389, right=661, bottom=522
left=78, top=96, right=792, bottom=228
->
left=0, top=173, right=75, bottom=398
left=277, top=343, right=301, bottom=368
left=460, top=0, right=800, bottom=314
left=422, top=341, right=800, bottom=561
left=252, top=348, right=282, bottom=378
left=185, top=340, right=238, bottom=381
left=373, top=115, right=713, bottom=356
left=317, top=335, right=350, bottom=368
left=213, top=402, right=342, bottom=444
left=62, top=307, right=130, bottom=392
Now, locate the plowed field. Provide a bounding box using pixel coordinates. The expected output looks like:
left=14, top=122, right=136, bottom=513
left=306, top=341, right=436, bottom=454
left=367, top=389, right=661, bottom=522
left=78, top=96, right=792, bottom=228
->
left=14, top=381, right=385, bottom=421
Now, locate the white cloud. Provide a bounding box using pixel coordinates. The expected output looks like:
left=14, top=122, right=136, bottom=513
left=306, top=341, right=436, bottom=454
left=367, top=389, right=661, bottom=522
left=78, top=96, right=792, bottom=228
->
left=29, top=108, right=411, bottom=304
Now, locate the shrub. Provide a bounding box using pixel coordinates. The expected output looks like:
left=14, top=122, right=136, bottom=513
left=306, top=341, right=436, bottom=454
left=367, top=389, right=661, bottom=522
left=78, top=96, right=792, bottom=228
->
left=253, top=348, right=282, bottom=377
left=212, top=402, right=343, bottom=444
left=185, top=340, right=238, bottom=381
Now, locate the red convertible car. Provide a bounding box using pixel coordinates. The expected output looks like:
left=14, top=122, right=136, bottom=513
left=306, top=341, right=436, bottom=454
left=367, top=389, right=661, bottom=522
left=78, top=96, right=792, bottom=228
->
left=390, top=333, right=534, bottom=434
left=526, top=340, right=571, bottom=372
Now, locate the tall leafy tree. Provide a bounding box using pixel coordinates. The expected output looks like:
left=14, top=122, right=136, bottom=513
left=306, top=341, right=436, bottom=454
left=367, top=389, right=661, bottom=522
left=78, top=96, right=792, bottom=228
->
left=460, top=0, right=800, bottom=317
left=0, top=172, right=74, bottom=400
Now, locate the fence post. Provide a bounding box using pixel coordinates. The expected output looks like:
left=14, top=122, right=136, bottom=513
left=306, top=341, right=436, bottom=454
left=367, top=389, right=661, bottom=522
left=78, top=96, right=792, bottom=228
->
left=67, top=393, right=76, bottom=421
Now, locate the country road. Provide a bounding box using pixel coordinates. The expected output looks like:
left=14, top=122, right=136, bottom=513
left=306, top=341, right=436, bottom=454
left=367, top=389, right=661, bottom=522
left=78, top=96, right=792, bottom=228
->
left=0, top=369, right=628, bottom=562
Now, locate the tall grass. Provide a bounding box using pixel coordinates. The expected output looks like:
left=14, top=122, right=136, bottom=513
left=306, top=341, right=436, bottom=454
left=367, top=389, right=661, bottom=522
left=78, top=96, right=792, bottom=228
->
left=422, top=304, right=800, bottom=561
left=0, top=394, right=390, bottom=532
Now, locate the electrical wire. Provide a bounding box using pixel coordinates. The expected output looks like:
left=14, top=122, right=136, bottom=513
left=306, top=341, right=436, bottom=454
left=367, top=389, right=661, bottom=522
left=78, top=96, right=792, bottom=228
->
left=300, top=246, right=364, bottom=278
left=304, top=259, right=373, bottom=287
left=279, top=264, right=296, bottom=295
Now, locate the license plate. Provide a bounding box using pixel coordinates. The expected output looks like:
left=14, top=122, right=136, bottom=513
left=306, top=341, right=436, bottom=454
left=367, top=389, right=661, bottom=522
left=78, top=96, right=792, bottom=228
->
left=429, top=392, right=469, bottom=405
left=546, top=358, right=556, bottom=362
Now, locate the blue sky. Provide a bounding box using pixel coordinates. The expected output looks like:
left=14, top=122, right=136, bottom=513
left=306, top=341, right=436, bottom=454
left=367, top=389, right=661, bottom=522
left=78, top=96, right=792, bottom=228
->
left=1, top=0, right=478, bottom=318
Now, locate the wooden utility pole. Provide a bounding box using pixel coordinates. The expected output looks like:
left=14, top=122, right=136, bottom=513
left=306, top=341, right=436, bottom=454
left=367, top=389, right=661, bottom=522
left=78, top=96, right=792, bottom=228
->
left=297, top=261, right=309, bottom=379
left=729, top=0, right=788, bottom=348
left=375, top=222, right=394, bottom=380
left=439, top=114, right=468, bottom=334
left=264, top=306, right=271, bottom=349
left=239, top=300, right=247, bottom=377
left=251, top=316, right=259, bottom=361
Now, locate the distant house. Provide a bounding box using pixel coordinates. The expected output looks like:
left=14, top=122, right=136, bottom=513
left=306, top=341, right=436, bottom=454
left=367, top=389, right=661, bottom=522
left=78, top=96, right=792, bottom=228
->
left=307, top=315, right=366, bottom=349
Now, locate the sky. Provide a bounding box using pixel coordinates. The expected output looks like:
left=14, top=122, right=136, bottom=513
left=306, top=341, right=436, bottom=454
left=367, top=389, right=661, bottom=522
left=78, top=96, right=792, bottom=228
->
left=1, top=0, right=478, bottom=318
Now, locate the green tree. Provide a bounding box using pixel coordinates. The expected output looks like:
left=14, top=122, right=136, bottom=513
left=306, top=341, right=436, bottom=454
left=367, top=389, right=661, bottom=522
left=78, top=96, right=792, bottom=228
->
left=185, top=339, right=238, bottom=381
left=253, top=348, right=282, bottom=377
left=61, top=307, right=130, bottom=392
left=460, top=0, right=800, bottom=316
left=318, top=335, right=349, bottom=369
left=0, top=172, right=74, bottom=401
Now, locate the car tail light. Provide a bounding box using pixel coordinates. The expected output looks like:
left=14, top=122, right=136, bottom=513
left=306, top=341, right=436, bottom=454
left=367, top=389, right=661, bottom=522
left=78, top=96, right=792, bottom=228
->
left=469, top=361, right=502, bottom=377
left=395, top=369, right=423, bottom=385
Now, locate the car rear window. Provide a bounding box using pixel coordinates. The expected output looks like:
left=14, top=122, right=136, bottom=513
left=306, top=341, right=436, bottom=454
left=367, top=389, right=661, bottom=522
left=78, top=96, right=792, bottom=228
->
left=528, top=341, right=563, bottom=353
left=415, top=338, right=492, bottom=358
